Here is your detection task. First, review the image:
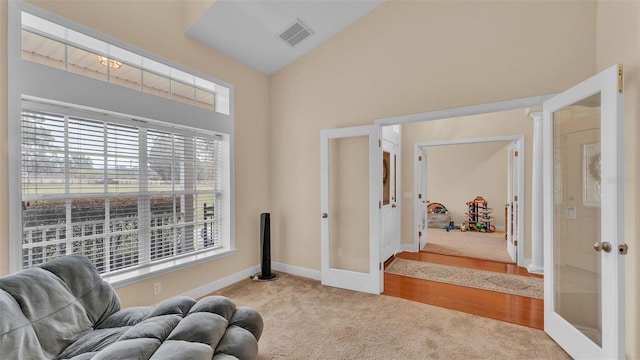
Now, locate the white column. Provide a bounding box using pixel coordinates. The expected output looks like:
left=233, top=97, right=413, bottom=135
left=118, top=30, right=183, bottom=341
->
left=528, top=111, right=544, bottom=274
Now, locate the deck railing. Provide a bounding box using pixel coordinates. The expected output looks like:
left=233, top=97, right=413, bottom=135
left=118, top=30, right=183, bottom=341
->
left=22, top=212, right=218, bottom=273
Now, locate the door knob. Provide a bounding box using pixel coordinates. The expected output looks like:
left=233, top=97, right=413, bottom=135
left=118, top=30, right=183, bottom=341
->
left=594, top=241, right=612, bottom=253
left=322, top=213, right=328, bottom=219
left=391, top=203, right=397, bottom=208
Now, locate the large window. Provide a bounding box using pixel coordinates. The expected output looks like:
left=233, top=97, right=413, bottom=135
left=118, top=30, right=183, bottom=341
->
left=9, top=3, right=235, bottom=282
left=21, top=105, right=226, bottom=276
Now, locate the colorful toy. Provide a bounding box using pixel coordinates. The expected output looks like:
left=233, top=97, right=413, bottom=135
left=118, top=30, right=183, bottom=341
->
left=443, top=221, right=460, bottom=232
left=465, top=196, right=496, bottom=233
left=427, top=202, right=448, bottom=214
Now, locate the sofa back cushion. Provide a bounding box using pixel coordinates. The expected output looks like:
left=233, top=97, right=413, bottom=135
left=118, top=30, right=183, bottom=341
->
left=0, top=255, right=120, bottom=359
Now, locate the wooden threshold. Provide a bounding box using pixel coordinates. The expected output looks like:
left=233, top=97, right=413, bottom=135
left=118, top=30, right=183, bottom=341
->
left=383, top=252, right=544, bottom=330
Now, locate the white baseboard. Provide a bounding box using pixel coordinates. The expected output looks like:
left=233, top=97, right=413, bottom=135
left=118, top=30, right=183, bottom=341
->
left=272, top=261, right=321, bottom=281
left=182, top=262, right=321, bottom=299
left=518, top=257, right=531, bottom=270
left=527, top=264, right=544, bottom=275
left=181, top=264, right=260, bottom=299
left=401, top=244, right=417, bottom=252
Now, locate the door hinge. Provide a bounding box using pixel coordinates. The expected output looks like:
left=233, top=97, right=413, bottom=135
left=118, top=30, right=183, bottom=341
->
left=380, top=262, right=382, bottom=270
left=419, top=231, right=422, bottom=237
left=418, top=193, right=422, bottom=199
left=618, top=64, right=624, bottom=93
left=514, top=195, right=518, bottom=201
left=379, top=201, right=382, bottom=209
left=514, top=151, right=519, bottom=157
left=514, top=240, right=518, bottom=246
left=378, top=139, right=382, bottom=147
left=418, top=155, right=422, bottom=161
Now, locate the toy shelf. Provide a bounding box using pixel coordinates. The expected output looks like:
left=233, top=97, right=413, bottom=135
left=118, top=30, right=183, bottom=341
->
left=463, top=196, right=496, bottom=232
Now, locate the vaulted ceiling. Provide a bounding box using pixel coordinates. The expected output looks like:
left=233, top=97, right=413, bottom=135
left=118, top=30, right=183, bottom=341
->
left=185, top=0, right=384, bottom=75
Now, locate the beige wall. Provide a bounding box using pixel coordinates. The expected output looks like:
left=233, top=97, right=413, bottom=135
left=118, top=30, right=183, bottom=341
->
left=182, top=0, right=216, bottom=31
left=596, top=1, right=640, bottom=357
left=0, top=0, right=270, bottom=308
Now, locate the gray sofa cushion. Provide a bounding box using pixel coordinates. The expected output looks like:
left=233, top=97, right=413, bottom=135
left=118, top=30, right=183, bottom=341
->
left=0, top=255, right=263, bottom=360
left=0, top=255, right=120, bottom=359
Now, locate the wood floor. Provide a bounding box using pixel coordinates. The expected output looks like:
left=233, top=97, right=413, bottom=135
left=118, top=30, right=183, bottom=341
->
left=383, top=251, right=544, bottom=330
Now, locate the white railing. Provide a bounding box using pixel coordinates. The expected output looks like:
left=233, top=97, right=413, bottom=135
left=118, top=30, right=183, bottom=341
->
left=22, top=213, right=219, bottom=273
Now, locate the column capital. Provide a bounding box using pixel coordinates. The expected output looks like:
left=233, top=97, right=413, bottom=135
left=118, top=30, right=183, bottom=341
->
left=528, top=111, right=543, bottom=122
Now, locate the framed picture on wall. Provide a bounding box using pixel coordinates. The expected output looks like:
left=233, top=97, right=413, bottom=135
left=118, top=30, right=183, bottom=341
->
left=582, top=142, right=601, bottom=207
left=383, top=151, right=390, bottom=205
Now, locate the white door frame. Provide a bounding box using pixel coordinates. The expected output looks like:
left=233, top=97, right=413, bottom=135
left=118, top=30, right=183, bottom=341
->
left=412, top=135, right=525, bottom=267
left=320, top=125, right=382, bottom=294
left=542, top=64, right=625, bottom=359
left=377, top=94, right=551, bottom=260
left=321, top=95, right=554, bottom=294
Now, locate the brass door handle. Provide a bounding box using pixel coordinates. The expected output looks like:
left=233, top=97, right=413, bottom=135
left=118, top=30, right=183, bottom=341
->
left=391, top=203, right=397, bottom=208
left=594, top=241, right=612, bottom=253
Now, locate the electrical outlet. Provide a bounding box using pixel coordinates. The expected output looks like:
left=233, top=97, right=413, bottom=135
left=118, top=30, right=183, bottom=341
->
left=153, top=282, right=161, bottom=296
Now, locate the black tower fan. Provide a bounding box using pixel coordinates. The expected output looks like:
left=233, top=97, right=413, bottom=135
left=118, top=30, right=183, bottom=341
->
left=254, top=212, right=277, bottom=281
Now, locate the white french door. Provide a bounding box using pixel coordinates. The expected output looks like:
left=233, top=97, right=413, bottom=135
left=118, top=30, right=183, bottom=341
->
left=543, top=64, right=626, bottom=359
left=381, top=126, right=401, bottom=262
left=415, top=147, right=428, bottom=250
left=506, top=142, right=519, bottom=263
left=320, top=125, right=381, bottom=294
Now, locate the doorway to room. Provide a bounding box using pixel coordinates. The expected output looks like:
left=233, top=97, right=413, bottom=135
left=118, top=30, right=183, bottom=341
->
left=414, top=137, right=523, bottom=264
left=382, top=109, right=537, bottom=332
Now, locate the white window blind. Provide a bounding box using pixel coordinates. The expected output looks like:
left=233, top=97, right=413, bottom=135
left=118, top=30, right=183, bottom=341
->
left=21, top=106, right=224, bottom=275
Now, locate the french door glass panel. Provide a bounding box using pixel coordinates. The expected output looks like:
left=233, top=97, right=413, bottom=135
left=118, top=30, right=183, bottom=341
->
left=553, top=93, right=602, bottom=346
left=329, top=135, right=369, bottom=273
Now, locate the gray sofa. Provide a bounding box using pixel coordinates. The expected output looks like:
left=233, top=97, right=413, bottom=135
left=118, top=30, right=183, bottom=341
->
left=0, top=255, right=263, bottom=360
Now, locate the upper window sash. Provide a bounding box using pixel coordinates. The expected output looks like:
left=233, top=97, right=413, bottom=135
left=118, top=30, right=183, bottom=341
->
left=21, top=12, right=230, bottom=115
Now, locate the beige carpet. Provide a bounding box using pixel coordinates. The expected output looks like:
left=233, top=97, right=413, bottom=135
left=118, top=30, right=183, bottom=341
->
left=214, top=273, right=569, bottom=359
left=422, top=228, right=514, bottom=263
left=386, top=258, right=543, bottom=299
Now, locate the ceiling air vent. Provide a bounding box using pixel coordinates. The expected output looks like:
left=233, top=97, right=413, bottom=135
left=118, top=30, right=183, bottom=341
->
left=278, top=19, right=313, bottom=47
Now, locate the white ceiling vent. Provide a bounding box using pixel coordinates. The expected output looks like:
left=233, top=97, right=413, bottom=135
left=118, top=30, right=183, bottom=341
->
left=278, top=19, right=313, bottom=47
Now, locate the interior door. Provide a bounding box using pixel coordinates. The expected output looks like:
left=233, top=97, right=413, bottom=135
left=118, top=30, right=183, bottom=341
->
left=320, top=125, right=381, bottom=294
left=543, top=64, right=625, bottom=359
left=506, top=142, right=518, bottom=262
left=381, top=125, right=400, bottom=262
left=415, top=147, right=428, bottom=250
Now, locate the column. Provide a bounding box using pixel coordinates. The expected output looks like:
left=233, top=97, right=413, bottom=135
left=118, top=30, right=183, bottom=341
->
left=528, top=111, right=544, bottom=274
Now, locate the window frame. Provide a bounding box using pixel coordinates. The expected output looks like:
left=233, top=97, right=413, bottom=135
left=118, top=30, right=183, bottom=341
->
left=8, top=2, right=236, bottom=286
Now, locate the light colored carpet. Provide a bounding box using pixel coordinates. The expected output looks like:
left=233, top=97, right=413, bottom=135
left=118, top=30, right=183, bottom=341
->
left=422, top=228, right=514, bottom=263
left=385, top=258, right=543, bottom=299
left=214, top=273, right=569, bottom=359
